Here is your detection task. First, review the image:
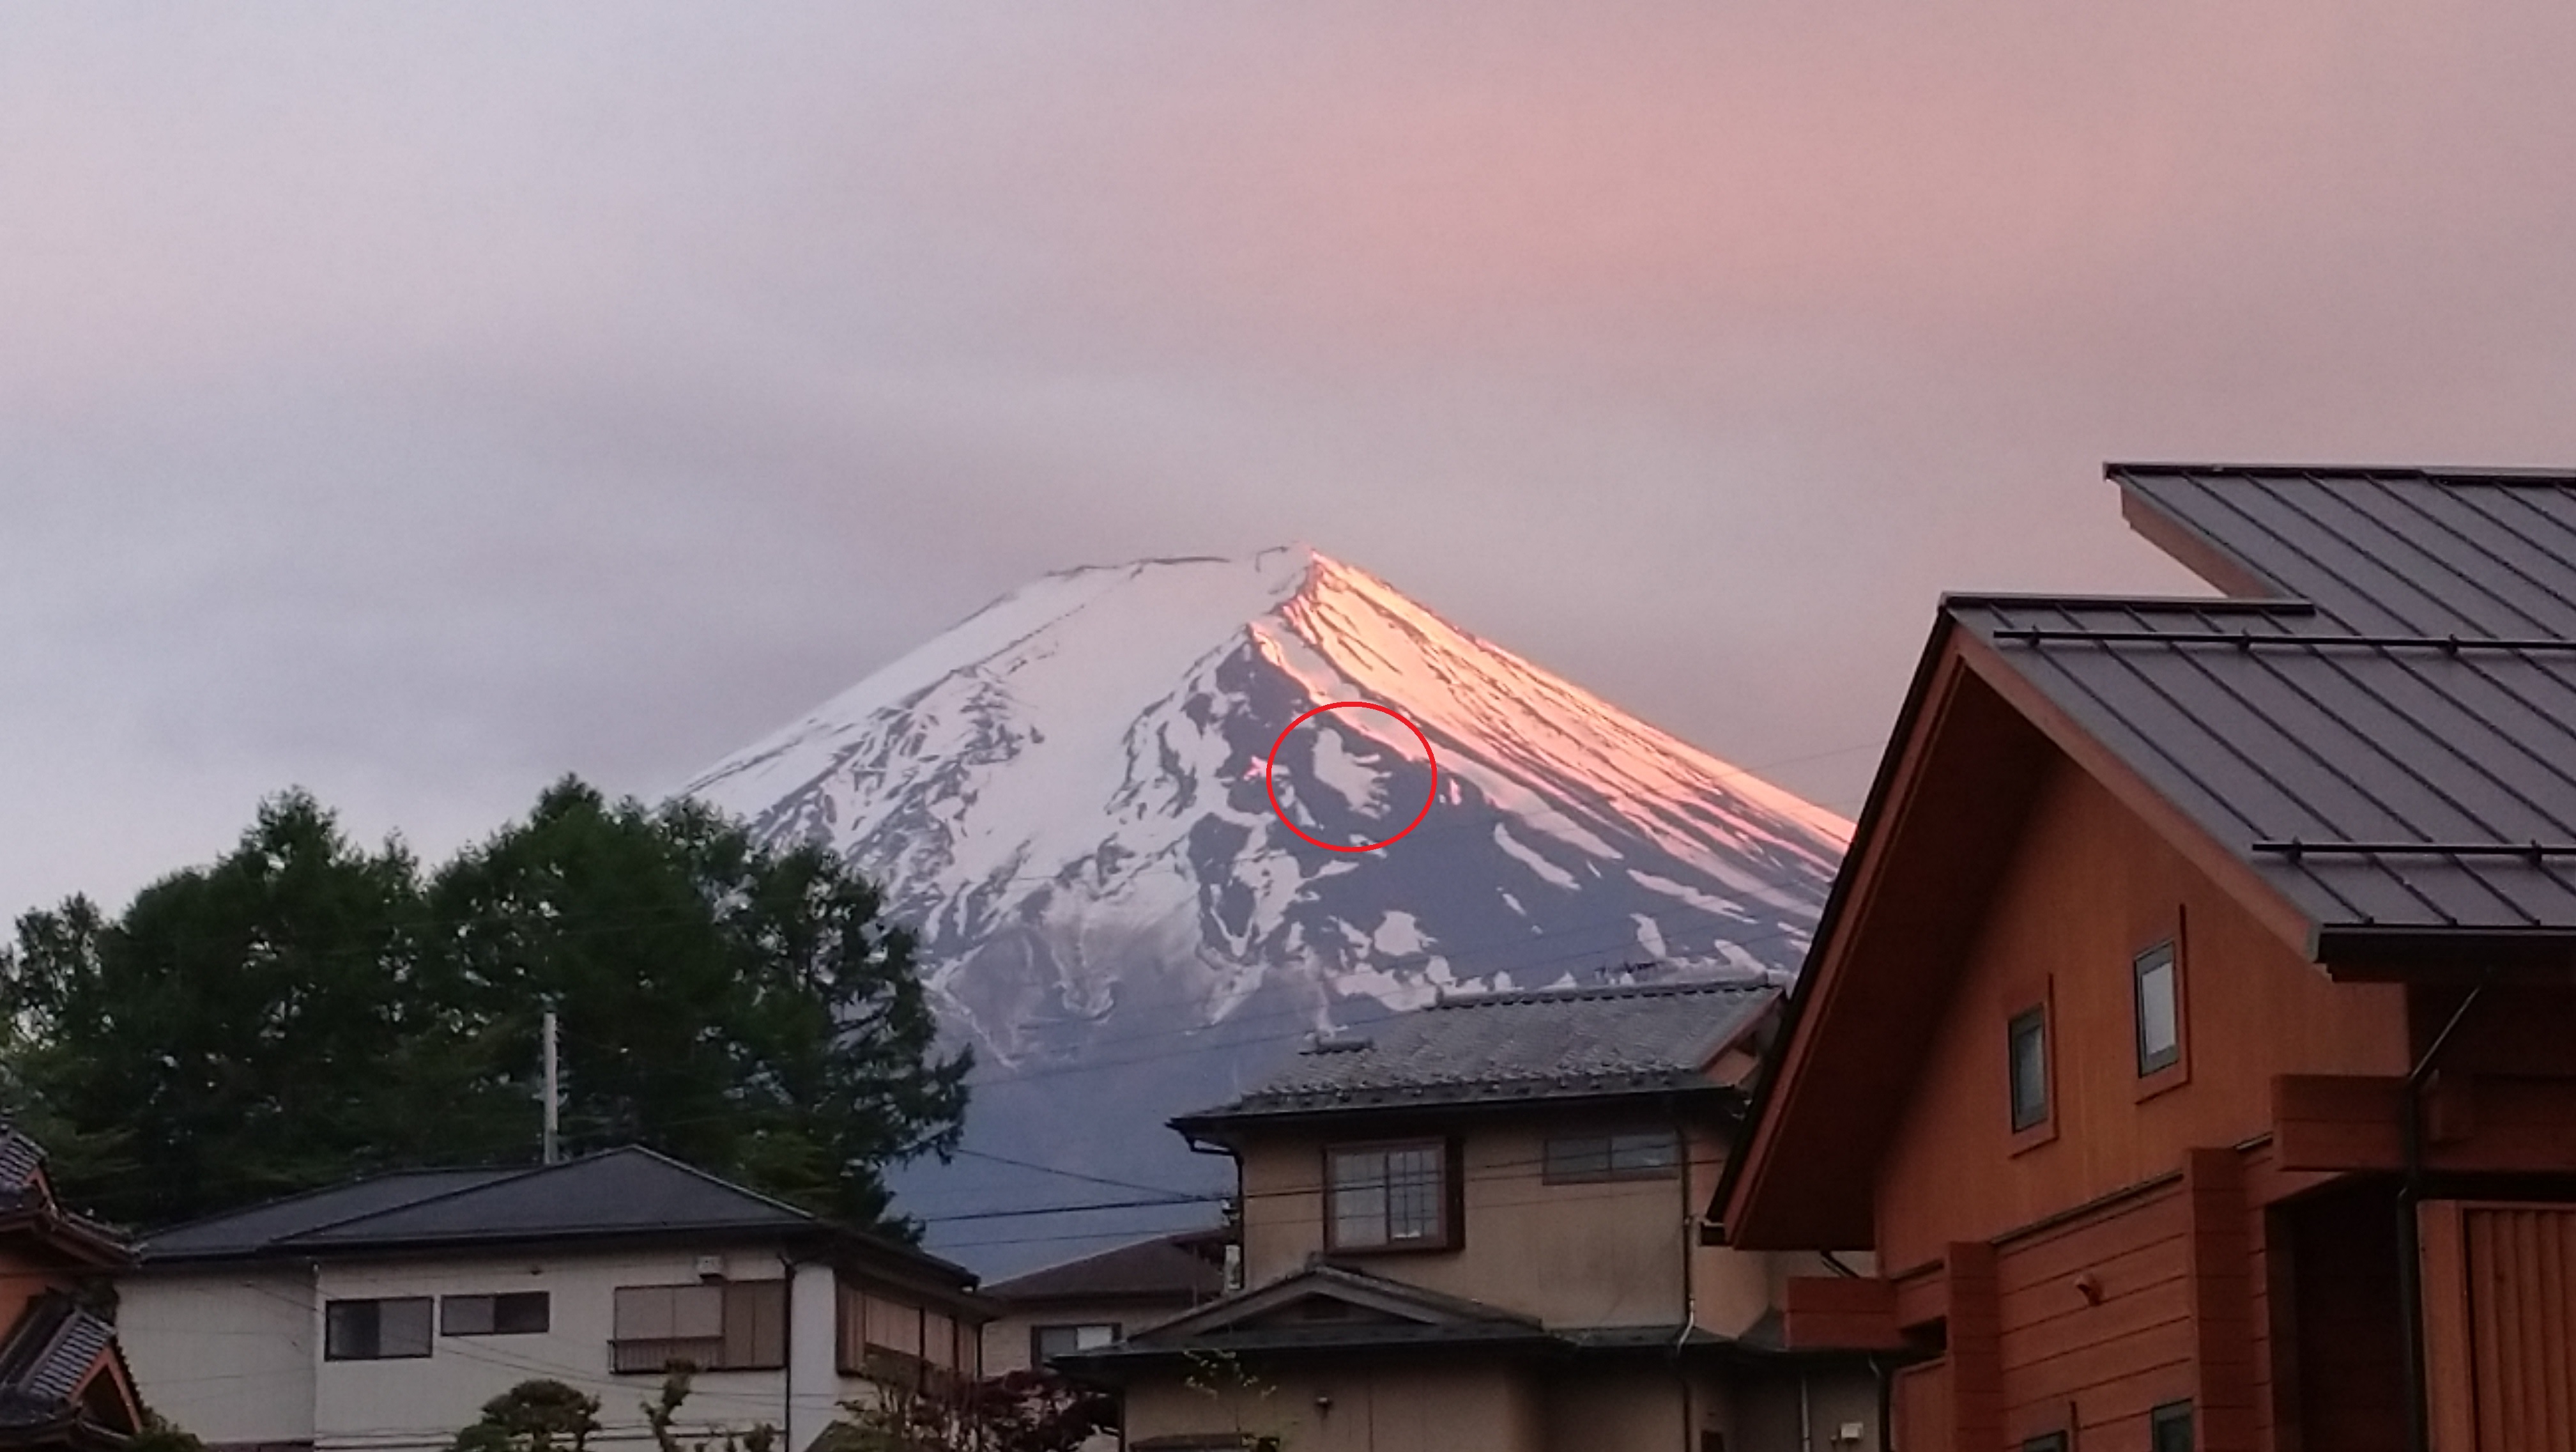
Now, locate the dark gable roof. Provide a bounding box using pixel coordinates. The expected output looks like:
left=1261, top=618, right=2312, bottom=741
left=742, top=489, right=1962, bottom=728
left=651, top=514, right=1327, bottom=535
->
left=981, top=1229, right=1229, bottom=1306
left=1176, top=980, right=1774, bottom=1129
left=1715, top=462, right=2576, bottom=1247
left=1966, top=465, right=2576, bottom=952
left=139, top=1147, right=972, bottom=1286
left=139, top=1168, right=521, bottom=1260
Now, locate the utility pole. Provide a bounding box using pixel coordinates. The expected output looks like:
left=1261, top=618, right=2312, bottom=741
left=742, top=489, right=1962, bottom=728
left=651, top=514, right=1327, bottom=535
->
left=541, top=1007, right=560, bottom=1166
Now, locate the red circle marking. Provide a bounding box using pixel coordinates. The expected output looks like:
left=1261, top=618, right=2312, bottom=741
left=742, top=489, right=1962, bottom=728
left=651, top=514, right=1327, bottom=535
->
left=1264, top=701, right=1439, bottom=853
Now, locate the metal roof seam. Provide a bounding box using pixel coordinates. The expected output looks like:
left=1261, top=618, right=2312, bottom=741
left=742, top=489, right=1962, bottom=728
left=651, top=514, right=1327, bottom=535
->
left=2080, top=603, right=2363, bottom=844
left=2208, top=472, right=2460, bottom=636
left=1984, top=606, right=2370, bottom=922
left=2355, top=472, right=2576, bottom=629
left=2248, top=644, right=2546, bottom=923
left=2215, top=642, right=2478, bottom=924
left=2459, top=483, right=2576, bottom=606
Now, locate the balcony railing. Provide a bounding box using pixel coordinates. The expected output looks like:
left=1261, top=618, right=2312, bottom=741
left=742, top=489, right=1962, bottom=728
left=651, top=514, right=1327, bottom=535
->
left=610, top=1336, right=726, bottom=1375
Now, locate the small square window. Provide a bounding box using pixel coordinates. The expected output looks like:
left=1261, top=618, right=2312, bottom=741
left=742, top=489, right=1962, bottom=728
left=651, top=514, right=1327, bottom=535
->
left=324, top=1297, right=433, bottom=1360
left=2008, top=1007, right=2050, bottom=1132
left=1327, top=1141, right=1449, bottom=1250
left=442, top=1292, right=549, bottom=1336
left=2150, top=1401, right=2195, bottom=1451
left=2135, top=941, right=2181, bottom=1075
left=1031, top=1322, right=1118, bottom=1366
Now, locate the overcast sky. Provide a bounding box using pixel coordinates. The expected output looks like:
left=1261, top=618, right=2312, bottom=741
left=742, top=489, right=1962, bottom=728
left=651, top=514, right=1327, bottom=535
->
left=11, top=1, right=2576, bottom=916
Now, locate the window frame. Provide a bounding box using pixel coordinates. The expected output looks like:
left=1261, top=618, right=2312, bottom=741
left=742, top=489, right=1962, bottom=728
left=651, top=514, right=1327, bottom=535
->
left=1541, top=1128, right=1683, bottom=1184
left=1321, top=1138, right=1457, bottom=1254
left=609, top=1280, right=786, bottom=1375
left=323, top=1296, right=434, bottom=1362
left=2133, top=931, right=2191, bottom=1100
left=1029, top=1322, right=1121, bottom=1367
left=2021, top=1436, right=2069, bottom=1452
left=2006, top=1002, right=2053, bottom=1143
left=2150, top=1400, right=2195, bottom=1451
left=440, top=1291, right=550, bottom=1338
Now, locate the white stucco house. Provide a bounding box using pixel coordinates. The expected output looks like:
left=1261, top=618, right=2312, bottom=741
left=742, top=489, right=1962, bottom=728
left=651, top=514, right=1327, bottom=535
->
left=116, top=1148, right=990, bottom=1452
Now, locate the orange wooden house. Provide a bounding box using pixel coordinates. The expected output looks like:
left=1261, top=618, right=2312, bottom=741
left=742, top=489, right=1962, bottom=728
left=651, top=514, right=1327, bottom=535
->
left=0, top=1127, right=144, bottom=1449
left=1711, top=466, right=2576, bottom=1452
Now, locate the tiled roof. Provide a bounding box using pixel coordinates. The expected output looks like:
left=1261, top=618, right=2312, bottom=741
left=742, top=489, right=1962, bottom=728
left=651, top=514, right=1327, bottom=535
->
left=0, top=1133, right=43, bottom=1198
left=139, top=1148, right=973, bottom=1285
left=1951, top=465, right=2576, bottom=944
left=0, top=1294, right=115, bottom=1428
left=1176, top=980, right=1773, bottom=1125
left=981, top=1229, right=1230, bottom=1305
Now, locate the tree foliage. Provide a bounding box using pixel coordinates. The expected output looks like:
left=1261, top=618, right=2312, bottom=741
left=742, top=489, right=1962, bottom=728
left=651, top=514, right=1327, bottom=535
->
left=450, top=1380, right=601, bottom=1452
left=0, top=778, right=969, bottom=1232
left=820, top=1371, right=1117, bottom=1452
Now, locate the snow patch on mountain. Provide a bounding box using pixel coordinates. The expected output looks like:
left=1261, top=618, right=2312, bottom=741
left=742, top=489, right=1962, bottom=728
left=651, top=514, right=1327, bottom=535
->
left=686, top=545, right=1848, bottom=1270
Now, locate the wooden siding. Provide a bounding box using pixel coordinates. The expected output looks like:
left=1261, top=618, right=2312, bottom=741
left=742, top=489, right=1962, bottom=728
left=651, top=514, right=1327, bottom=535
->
left=1993, top=1183, right=2193, bottom=1448
left=1874, top=755, right=2407, bottom=1274
left=2276, top=1073, right=2576, bottom=1174
left=2421, top=1201, right=2576, bottom=1452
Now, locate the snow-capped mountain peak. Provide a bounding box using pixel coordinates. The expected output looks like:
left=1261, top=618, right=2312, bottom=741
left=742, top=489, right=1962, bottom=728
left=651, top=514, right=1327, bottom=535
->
left=686, top=548, right=1846, bottom=1266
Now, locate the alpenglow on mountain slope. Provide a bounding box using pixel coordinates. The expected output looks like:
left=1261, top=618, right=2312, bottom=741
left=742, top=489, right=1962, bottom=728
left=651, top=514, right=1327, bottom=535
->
left=685, top=546, right=1848, bottom=1270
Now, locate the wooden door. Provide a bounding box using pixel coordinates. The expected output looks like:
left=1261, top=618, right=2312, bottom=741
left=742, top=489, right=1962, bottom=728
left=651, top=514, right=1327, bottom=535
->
left=2421, top=1200, right=2576, bottom=1451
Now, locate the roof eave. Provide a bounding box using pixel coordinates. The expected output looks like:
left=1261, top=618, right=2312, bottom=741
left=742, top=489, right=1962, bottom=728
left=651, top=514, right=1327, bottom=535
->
left=1174, top=1080, right=1745, bottom=1143
left=1710, top=611, right=1963, bottom=1246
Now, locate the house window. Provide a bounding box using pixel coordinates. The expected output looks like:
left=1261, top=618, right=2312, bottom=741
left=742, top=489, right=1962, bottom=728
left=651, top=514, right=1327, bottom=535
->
left=1326, top=1141, right=1448, bottom=1250
left=2007, top=1007, right=2050, bottom=1132
left=1031, top=1323, right=1118, bottom=1366
left=2021, top=1436, right=2069, bottom=1452
left=441, top=1292, right=549, bottom=1336
left=2135, top=941, right=2181, bottom=1075
left=2150, top=1401, right=2194, bottom=1451
left=324, top=1297, right=433, bottom=1361
left=611, top=1281, right=786, bottom=1373
left=1543, top=1129, right=1681, bottom=1182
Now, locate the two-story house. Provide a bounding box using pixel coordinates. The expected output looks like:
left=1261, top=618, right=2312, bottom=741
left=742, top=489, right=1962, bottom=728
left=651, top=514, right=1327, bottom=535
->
left=981, top=1226, right=1232, bottom=1380
left=980, top=1228, right=1233, bottom=1452
left=1714, top=464, right=2576, bottom=1452
left=118, top=1147, right=990, bottom=1452
left=0, top=1123, right=145, bottom=1450
left=1063, top=980, right=1882, bottom=1452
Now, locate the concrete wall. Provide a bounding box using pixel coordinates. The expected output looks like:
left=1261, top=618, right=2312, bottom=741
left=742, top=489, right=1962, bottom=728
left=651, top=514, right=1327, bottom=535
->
left=122, top=1268, right=319, bottom=1446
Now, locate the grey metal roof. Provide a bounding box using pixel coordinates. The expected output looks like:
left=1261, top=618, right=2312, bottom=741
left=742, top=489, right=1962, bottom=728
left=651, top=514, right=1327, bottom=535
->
left=1176, top=980, right=1773, bottom=1126
left=139, top=1167, right=522, bottom=1260
left=1953, top=466, right=2576, bottom=946
left=138, top=1148, right=974, bottom=1285
left=2117, top=465, right=2576, bottom=637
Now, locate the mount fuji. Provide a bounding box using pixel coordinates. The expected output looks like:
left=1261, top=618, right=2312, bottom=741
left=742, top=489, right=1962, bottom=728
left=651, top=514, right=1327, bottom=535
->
left=684, top=546, right=1848, bottom=1270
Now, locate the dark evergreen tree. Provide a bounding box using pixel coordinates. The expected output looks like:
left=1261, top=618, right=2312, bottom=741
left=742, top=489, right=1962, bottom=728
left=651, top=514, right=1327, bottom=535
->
left=0, top=792, right=490, bottom=1226
left=427, top=778, right=970, bottom=1229
left=0, top=779, right=968, bottom=1235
